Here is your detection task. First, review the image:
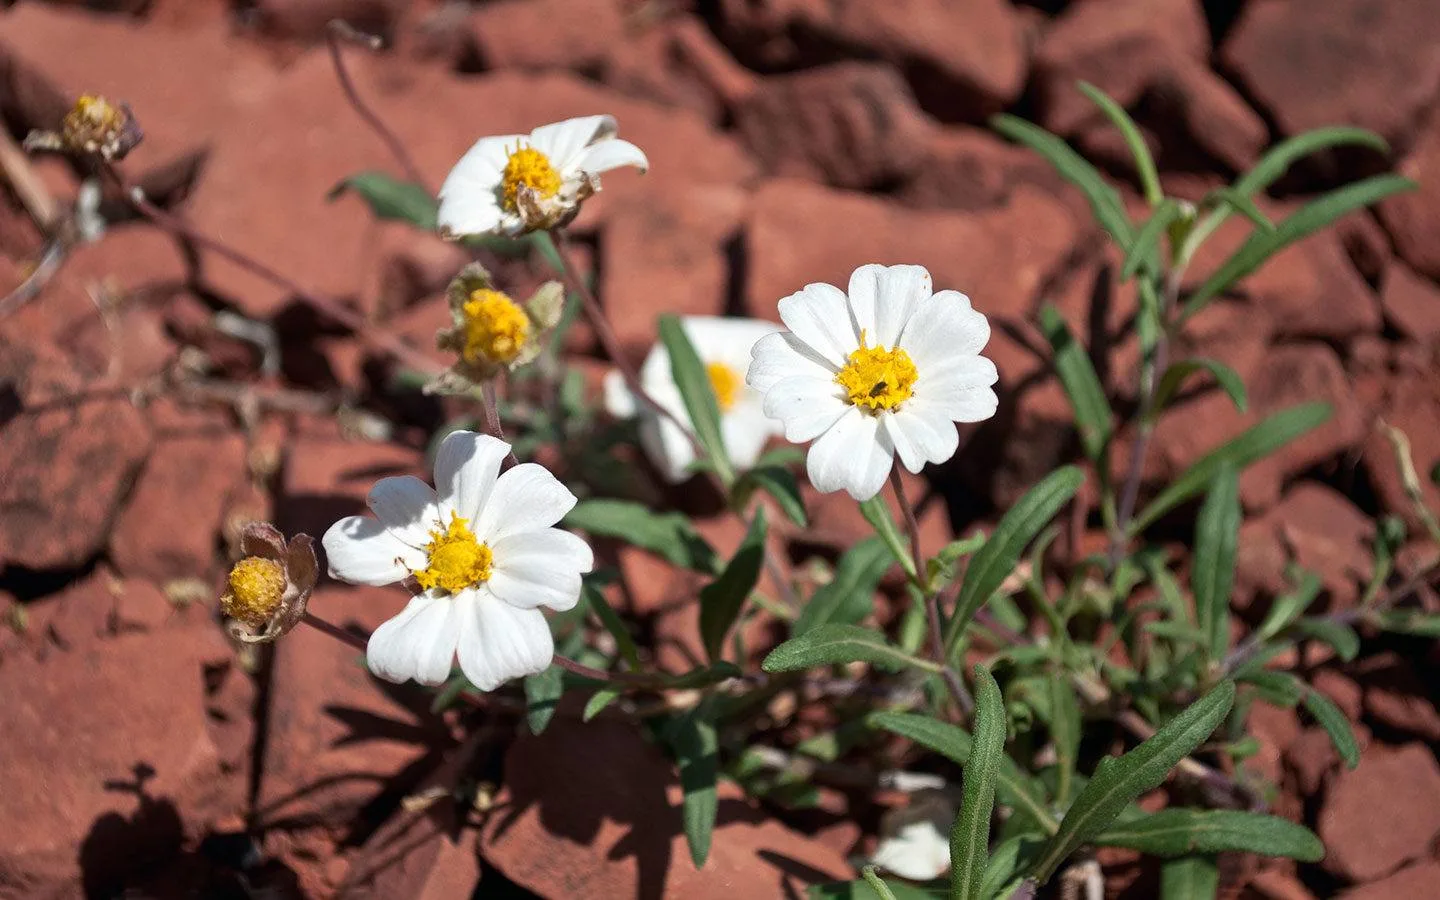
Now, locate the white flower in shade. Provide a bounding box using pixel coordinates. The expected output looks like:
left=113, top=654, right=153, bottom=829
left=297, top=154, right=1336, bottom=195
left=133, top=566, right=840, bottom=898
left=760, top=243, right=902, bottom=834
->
left=603, top=316, right=785, bottom=483
left=321, top=431, right=593, bottom=690
left=746, top=264, right=998, bottom=502
left=871, top=819, right=951, bottom=881
left=437, top=114, right=648, bottom=238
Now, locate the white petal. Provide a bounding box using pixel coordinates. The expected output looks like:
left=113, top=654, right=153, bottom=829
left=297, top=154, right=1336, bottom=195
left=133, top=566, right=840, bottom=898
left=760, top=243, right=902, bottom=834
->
left=436, top=135, right=518, bottom=237
left=884, top=404, right=960, bottom=472
left=747, top=331, right=836, bottom=394
left=777, top=282, right=859, bottom=368
left=473, top=463, right=578, bottom=542
left=436, top=191, right=505, bottom=239
left=722, top=402, right=781, bottom=471
left=848, top=264, right=931, bottom=349
left=434, top=430, right=511, bottom=523
left=456, top=591, right=555, bottom=691
left=806, top=408, right=893, bottom=501
left=912, top=356, right=1000, bottom=422
left=576, top=138, right=649, bottom=175
left=366, top=592, right=460, bottom=686
left=899, top=289, right=991, bottom=369
left=530, top=115, right=616, bottom=170
left=367, top=476, right=441, bottom=546
left=926, top=383, right=999, bottom=423
left=762, top=375, right=850, bottom=443
left=322, top=515, right=424, bottom=585
left=488, top=528, right=593, bottom=610
left=872, top=821, right=951, bottom=881
left=647, top=414, right=700, bottom=483
left=603, top=369, right=638, bottom=418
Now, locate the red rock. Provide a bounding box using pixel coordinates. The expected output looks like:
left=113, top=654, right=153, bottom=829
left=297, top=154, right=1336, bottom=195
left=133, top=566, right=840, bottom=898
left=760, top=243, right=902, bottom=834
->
left=1250, top=868, right=1318, bottom=900
left=1337, top=860, right=1440, bottom=899
left=0, top=629, right=242, bottom=893
left=1380, top=262, right=1440, bottom=343
left=1319, top=742, right=1440, bottom=882
left=109, top=433, right=247, bottom=584
left=0, top=330, right=86, bottom=407
left=1355, top=653, right=1440, bottom=742
left=281, top=433, right=423, bottom=540
left=185, top=55, right=755, bottom=317
left=735, top=63, right=934, bottom=191
left=1356, top=369, right=1440, bottom=532
left=1315, top=669, right=1364, bottom=723
left=1246, top=700, right=1302, bottom=786
left=601, top=15, right=749, bottom=123
left=481, top=716, right=850, bottom=897
left=1380, top=118, right=1440, bottom=280
left=342, top=826, right=481, bottom=899
left=0, top=397, right=152, bottom=570
left=1151, top=56, right=1267, bottom=172
left=1235, top=484, right=1373, bottom=612
left=247, top=0, right=407, bottom=43
left=1223, top=0, right=1440, bottom=144
left=898, top=126, right=1064, bottom=213
left=601, top=183, right=746, bottom=349
left=468, top=0, right=624, bottom=72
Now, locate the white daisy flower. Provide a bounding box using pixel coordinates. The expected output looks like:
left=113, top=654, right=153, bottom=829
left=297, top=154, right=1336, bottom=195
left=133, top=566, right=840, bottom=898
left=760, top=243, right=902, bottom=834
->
left=321, top=431, right=593, bottom=690
left=437, top=114, right=649, bottom=238
left=746, top=264, right=998, bottom=502
left=603, top=316, right=785, bottom=483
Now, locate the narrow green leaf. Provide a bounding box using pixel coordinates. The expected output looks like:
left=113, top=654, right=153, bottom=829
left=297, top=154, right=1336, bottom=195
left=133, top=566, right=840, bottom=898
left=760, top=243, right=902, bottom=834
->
left=946, top=467, right=1085, bottom=656
left=1046, top=674, right=1082, bottom=806
left=1143, top=620, right=1208, bottom=645
left=1240, top=670, right=1303, bottom=708
left=794, top=537, right=893, bottom=635
left=1373, top=610, right=1440, bottom=638
left=1078, top=82, right=1163, bottom=207
left=328, top=171, right=437, bottom=229
left=523, top=665, right=564, bottom=735
left=1151, top=359, right=1248, bottom=417
left=1235, top=127, right=1389, bottom=199
left=1159, top=856, right=1218, bottom=900
left=736, top=464, right=808, bottom=525
left=429, top=673, right=473, bottom=713
left=583, top=581, right=642, bottom=669
left=564, top=498, right=719, bottom=573
left=1184, top=174, right=1417, bottom=319
left=1130, top=403, right=1330, bottom=534
left=1039, top=307, right=1112, bottom=462
left=669, top=704, right=719, bottom=867
left=1030, top=682, right=1236, bottom=884
left=700, top=508, right=768, bottom=661
left=951, top=667, right=1006, bottom=900
left=1301, top=688, right=1360, bottom=768
left=1097, top=809, right=1323, bottom=860
left=1206, top=188, right=1273, bottom=231
left=807, top=878, right=939, bottom=900
left=1255, top=571, right=1322, bottom=643
left=1122, top=199, right=1183, bottom=280
left=860, top=496, right=918, bottom=580
left=1291, top=618, right=1360, bottom=661
left=763, top=624, right=939, bottom=674
left=658, top=315, right=734, bottom=484
left=582, top=687, right=622, bottom=722
left=1192, top=464, right=1240, bottom=661
left=978, top=837, right=1032, bottom=900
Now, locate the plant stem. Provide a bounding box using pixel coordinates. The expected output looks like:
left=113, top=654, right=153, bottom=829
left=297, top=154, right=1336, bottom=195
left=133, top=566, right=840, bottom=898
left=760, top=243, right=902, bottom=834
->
left=325, top=21, right=428, bottom=191
left=480, top=380, right=520, bottom=469
left=551, top=653, right=666, bottom=688
left=302, top=611, right=369, bottom=653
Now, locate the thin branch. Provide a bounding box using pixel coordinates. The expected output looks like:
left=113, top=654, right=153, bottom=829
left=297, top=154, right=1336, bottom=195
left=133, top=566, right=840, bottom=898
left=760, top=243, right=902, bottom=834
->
left=480, top=380, right=521, bottom=469
left=326, top=20, right=428, bottom=190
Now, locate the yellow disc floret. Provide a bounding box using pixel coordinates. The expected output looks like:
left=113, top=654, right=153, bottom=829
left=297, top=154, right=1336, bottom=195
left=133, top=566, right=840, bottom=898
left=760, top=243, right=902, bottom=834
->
left=223, top=556, right=286, bottom=627
left=835, top=331, right=918, bottom=412
left=500, top=146, right=562, bottom=213
left=65, top=94, right=123, bottom=134
left=414, top=515, right=493, bottom=594
left=462, top=289, right=530, bottom=364
left=706, top=361, right=741, bottom=412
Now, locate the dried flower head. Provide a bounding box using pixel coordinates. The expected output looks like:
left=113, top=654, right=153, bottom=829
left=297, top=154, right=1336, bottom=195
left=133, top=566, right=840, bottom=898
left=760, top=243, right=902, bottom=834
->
left=221, top=522, right=318, bottom=644
left=24, top=94, right=143, bottom=162
left=426, top=262, right=564, bottom=394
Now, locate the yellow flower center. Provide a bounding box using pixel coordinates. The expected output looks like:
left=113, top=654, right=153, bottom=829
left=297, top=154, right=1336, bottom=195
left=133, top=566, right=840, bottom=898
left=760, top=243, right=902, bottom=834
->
left=706, top=361, right=741, bottom=412
left=500, top=146, right=562, bottom=213
left=835, top=331, right=918, bottom=412
left=223, top=557, right=286, bottom=626
left=67, top=94, right=122, bottom=132
left=462, top=289, right=530, bottom=364
left=414, top=515, right=493, bottom=594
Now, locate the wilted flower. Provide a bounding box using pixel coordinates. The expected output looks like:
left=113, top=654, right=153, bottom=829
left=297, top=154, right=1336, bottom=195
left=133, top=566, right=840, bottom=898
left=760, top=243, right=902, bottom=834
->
left=747, top=264, right=998, bottom=501
left=436, top=115, right=648, bottom=238
left=427, top=263, right=564, bottom=393
left=604, top=315, right=785, bottom=482
left=222, top=523, right=318, bottom=644
left=24, top=93, right=143, bottom=162
left=321, top=431, right=593, bottom=689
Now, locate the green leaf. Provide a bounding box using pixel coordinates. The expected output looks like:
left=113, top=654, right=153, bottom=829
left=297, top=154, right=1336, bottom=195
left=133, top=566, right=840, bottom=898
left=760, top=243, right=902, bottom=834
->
left=978, top=837, right=1032, bottom=900
left=1184, top=174, right=1417, bottom=319
left=1205, top=188, right=1273, bottom=231
left=1096, top=809, right=1323, bottom=860
left=1374, top=610, right=1440, bottom=638
left=1255, top=571, right=1322, bottom=643
left=328, top=171, right=437, bottom=229
left=860, top=496, right=918, bottom=580
left=1151, top=359, right=1248, bottom=418
left=764, top=625, right=938, bottom=675
left=1240, top=670, right=1303, bottom=708
left=1235, top=127, right=1389, bottom=199
left=1301, top=688, right=1360, bottom=768
left=1078, top=82, right=1163, bottom=208
left=700, top=508, right=768, bottom=661
left=1130, top=403, right=1331, bottom=534
left=523, top=665, right=564, bottom=735
left=1122, top=199, right=1183, bottom=280
left=1039, top=307, right=1112, bottom=462
left=583, top=581, right=643, bottom=669
left=1192, top=464, right=1240, bottom=661
left=1159, top=856, right=1218, bottom=900
left=946, top=467, right=1085, bottom=656
left=991, top=114, right=1134, bottom=250
left=951, top=667, right=1006, bottom=900
left=582, top=687, right=622, bottom=722
left=736, top=465, right=808, bottom=525
left=668, top=703, right=719, bottom=868
left=1291, top=617, right=1360, bottom=662
left=429, top=673, right=473, bottom=713
left=1045, top=674, right=1082, bottom=806
left=808, top=879, right=941, bottom=900
left=1030, top=682, right=1236, bottom=884
left=564, top=498, right=719, bottom=573
left=861, top=867, right=901, bottom=900
left=794, top=537, right=893, bottom=635
left=658, top=315, right=734, bottom=485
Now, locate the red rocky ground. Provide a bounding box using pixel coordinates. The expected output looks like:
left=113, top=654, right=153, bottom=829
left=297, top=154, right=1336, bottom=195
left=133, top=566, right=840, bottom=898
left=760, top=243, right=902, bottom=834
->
left=1, top=0, right=1438, bottom=897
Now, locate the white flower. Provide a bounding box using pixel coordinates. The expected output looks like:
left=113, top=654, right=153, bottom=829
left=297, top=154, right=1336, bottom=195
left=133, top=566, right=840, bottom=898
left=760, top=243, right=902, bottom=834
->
left=746, top=264, right=998, bottom=502
left=437, top=114, right=649, bottom=238
left=871, top=819, right=951, bottom=881
left=603, top=316, right=785, bottom=483
left=321, top=431, right=593, bottom=690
